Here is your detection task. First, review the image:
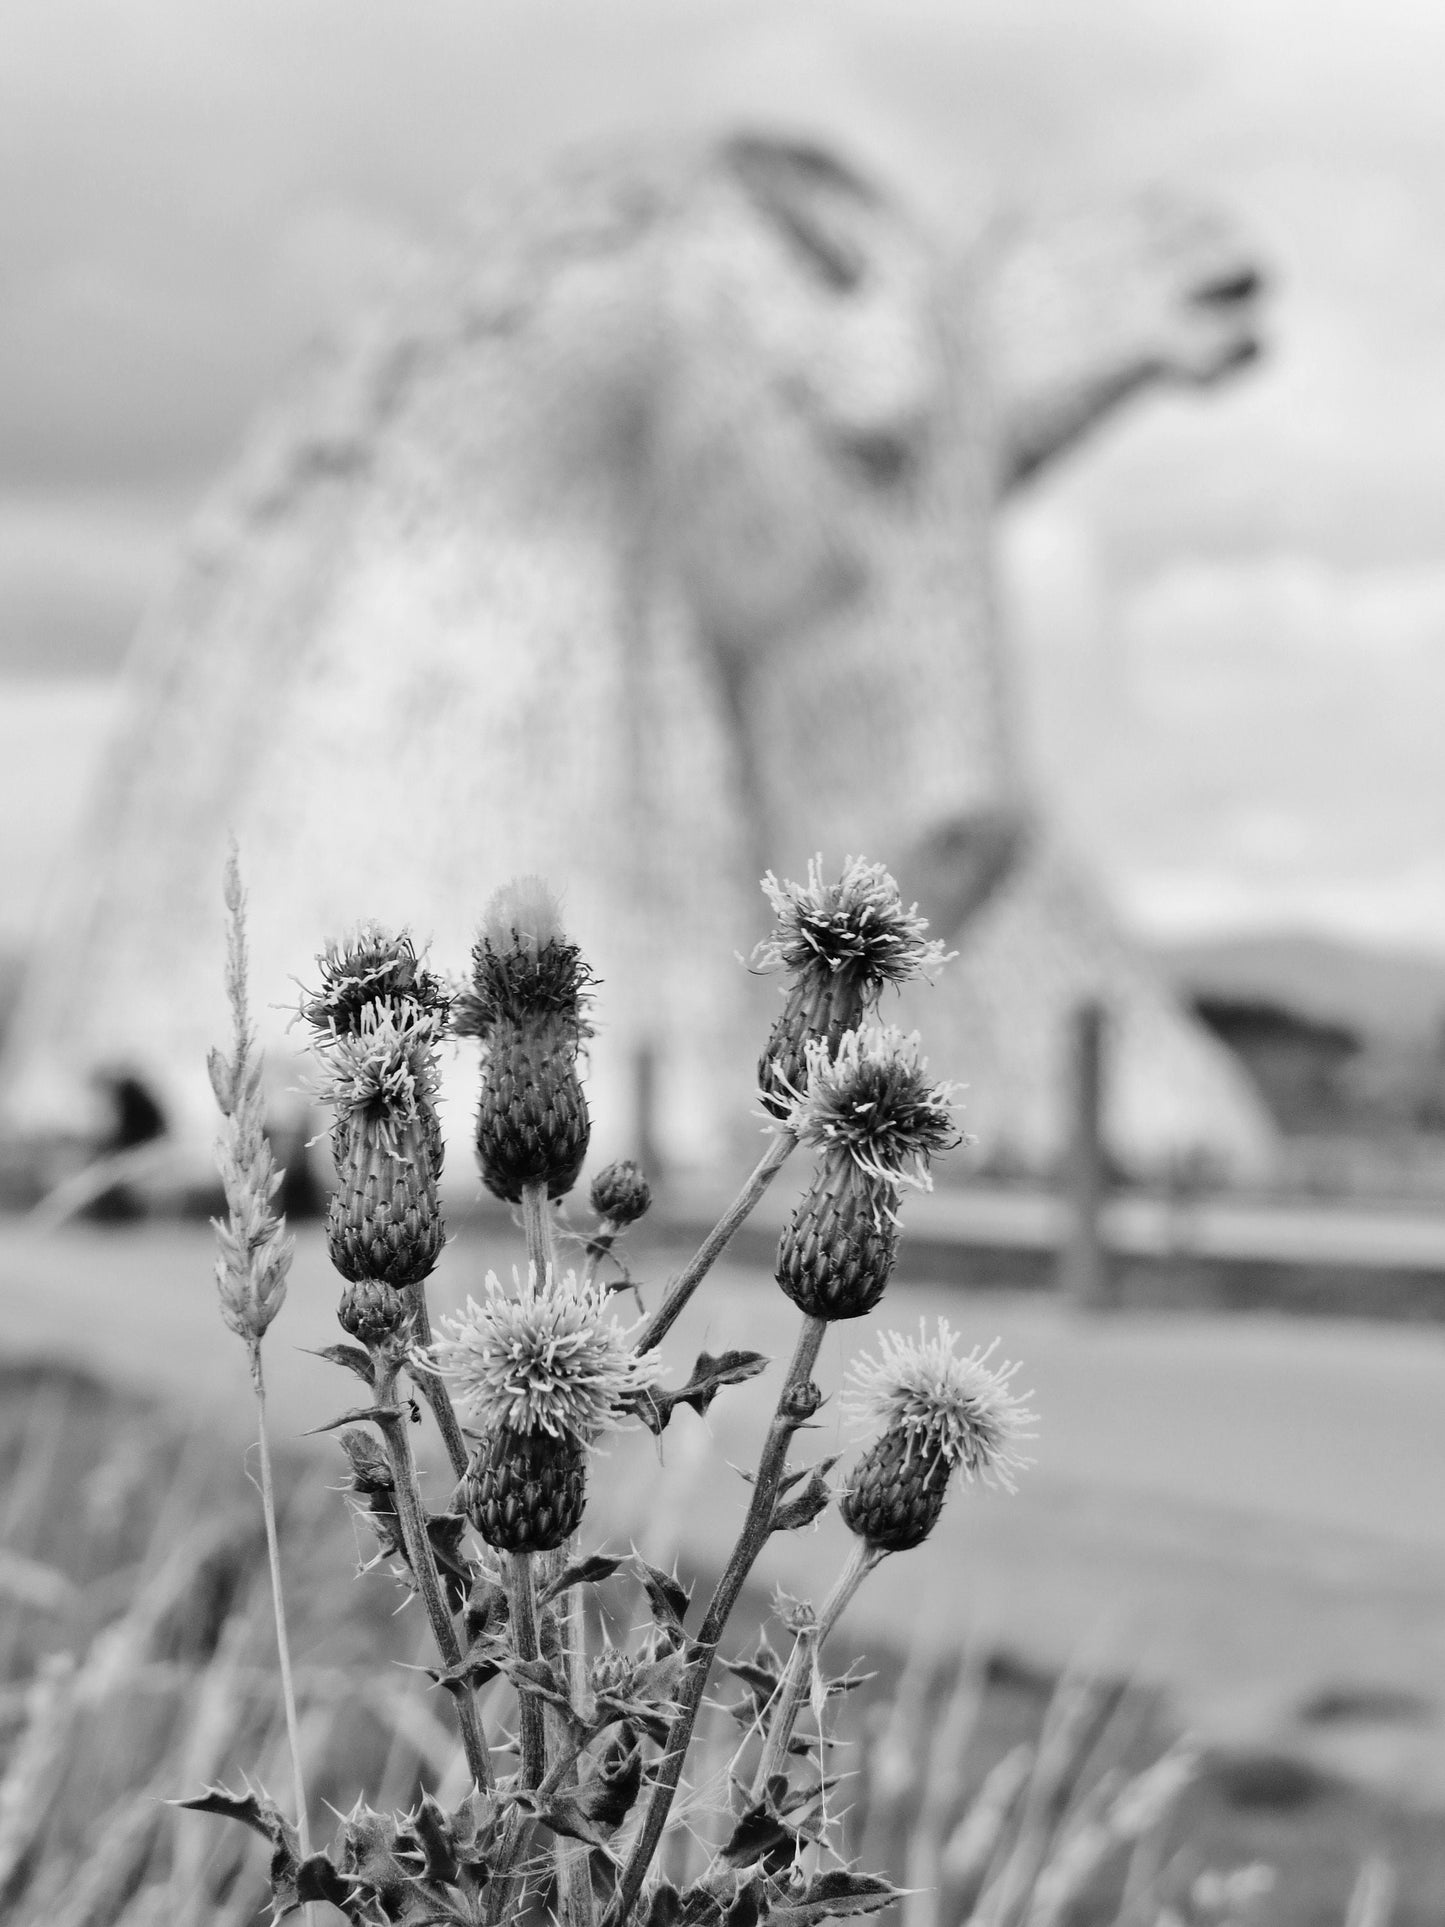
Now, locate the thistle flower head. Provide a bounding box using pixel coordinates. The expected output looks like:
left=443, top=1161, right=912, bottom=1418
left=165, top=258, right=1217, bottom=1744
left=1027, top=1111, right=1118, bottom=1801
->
left=299, top=924, right=450, bottom=1038
left=753, top=857, right=950, bottom=999
left=482, top=876, right=566, bottom=955
left=430, top=1267, right=661, bottom=1445
left=454, top=877, right=594, bottom=1042
left=786, top=1025, right=962, bottom=1192
left=844, top=1322, right=1037, bottom=1491
left=311, top=999, right=445, bottom=1155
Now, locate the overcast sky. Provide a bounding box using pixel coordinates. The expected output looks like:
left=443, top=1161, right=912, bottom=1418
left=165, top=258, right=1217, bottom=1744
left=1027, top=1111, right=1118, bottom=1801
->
left=4, top=0, right=1445, bottom=950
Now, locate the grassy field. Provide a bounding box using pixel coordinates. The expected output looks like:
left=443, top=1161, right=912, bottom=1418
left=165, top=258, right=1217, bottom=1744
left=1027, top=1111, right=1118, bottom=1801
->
left=2, top=1214, right=1444, bottom=1922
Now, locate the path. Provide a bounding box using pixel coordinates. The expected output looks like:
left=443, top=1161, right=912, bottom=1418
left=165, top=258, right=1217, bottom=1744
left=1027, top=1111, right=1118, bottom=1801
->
left=2, top=1216, right=1442, bottom=1802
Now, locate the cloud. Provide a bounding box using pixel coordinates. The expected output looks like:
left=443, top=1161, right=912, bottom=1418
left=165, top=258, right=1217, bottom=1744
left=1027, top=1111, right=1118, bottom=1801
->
left=1003, top=510, right=1445, bottom=947
left=0, top=494, right=180, bottom=676
left=0, top=679, right=121, bottom=945
left=6, top=0, right=1445, bottom=956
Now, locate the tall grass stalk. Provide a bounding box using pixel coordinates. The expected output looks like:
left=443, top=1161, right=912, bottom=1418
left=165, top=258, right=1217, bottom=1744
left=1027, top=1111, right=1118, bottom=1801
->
left=208, top=850, right=315, bottom=1916
left=248, top=1342, right=312, bottom=1876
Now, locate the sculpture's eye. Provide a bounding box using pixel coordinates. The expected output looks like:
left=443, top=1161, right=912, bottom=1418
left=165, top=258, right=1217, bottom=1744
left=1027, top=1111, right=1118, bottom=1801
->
left=771, top=210, right=866, bottom=294
left=836, top=427, right=919, bottom=491
left=1194, top=266, right=1263, bottom=308
left=725, top=134, right=875, bottom=294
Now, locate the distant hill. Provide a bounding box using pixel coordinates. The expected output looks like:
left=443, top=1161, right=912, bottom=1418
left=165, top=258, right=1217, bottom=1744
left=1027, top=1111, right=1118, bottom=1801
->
left=1154, top=932, right=1445, bottom=1045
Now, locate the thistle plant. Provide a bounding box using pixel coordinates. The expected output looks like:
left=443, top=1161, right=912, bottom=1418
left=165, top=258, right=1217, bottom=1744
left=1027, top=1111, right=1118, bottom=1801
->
left=187, top=856, right=1038, bottom=1927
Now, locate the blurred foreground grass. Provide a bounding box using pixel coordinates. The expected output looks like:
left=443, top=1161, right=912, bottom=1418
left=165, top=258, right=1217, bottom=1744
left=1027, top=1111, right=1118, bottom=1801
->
left=5, top=1220, right=1444, bottom=1784
left=2, top=1341, right=1443, bottom=1926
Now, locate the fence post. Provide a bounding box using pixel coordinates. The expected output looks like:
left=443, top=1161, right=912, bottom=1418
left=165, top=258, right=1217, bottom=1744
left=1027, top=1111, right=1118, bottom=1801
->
left=1059, top=999, right=1111, bottom=1309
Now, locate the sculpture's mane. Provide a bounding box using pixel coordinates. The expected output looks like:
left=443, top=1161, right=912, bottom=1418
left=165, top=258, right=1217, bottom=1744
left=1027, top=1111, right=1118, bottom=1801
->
left=206, top=141, right=690, bottom=545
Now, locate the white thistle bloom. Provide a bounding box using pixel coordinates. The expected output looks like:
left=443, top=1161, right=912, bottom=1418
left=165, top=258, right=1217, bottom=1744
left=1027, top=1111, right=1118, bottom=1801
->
left=785, top=1026, right=962, bottom=1192
left=844, top=1321, right=1037, bottom=1491
left=430, top=1267, right=661, bottom=1444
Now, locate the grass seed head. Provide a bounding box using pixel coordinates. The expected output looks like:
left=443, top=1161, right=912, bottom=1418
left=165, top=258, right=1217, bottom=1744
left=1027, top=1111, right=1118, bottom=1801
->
left=211, top=849, right=292, bottom=1348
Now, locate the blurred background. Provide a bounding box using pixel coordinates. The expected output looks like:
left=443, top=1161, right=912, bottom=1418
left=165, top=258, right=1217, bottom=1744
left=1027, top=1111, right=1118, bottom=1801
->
left=9, top=0, right=1445, bottom=1183
left=3, top=3, right=1445, bottom=1924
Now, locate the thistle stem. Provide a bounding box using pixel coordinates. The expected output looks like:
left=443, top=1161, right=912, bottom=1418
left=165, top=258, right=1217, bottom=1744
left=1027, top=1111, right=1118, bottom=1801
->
left=751, top=1539, right=885, bottom=1798
left=373, top=1362, right=494, bottom=1795
left=553, top=1573, right=596, bottom=1927
left=506, top=1551, right=548, bottom=1789
left=581, top=1222, right=619, bottom=1291
left=518, top=1187, right=590, bottom=1922
left=635, top=1132, right=795, bottom=1355
left=248, top=1343, right=315, bottom=1926
left=521, top=1180, right=556, bottom=1281
left=603, top=1314, right=826, bottom=1927
left=406, top=1285, right=472, bottom=1481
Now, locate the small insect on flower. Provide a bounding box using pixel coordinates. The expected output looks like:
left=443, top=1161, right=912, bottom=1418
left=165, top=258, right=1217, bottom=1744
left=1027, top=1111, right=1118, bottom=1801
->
left=430, top=1267, right=660, bottom=1446
left=787, top=1026, right=962, bottom=1193
left=299, top=924, right=450, bottom=1039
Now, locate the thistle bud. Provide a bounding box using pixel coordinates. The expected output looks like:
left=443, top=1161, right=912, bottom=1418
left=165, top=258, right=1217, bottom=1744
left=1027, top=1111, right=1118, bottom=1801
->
left=776, top=1026, right=960, bottom=1320
left=327, top=1106, right=446, bottom=1290
left=839, top=1426, right=953, bottom=1552
left=589, top=1643, right=635, bottom=1700
left=337, top=1278, right=410, bottom=1349
left=590, top=1159, right=651, bottom=1227
left=841, top=1325, right=1037, bottom=1554
left=460, top=1424, right=588, bottom=1555
left=455, top=880, right=594, bottom=1203
left=307, top=941, right=448, bottom=1290
left=776, top=1156, right=899, bottom=1320
left=753, top=857, right=950, bottom=1116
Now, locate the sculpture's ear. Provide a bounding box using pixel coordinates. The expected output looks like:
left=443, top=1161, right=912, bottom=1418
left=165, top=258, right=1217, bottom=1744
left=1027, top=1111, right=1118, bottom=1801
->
left=722, top=134, right=881, bottom=292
